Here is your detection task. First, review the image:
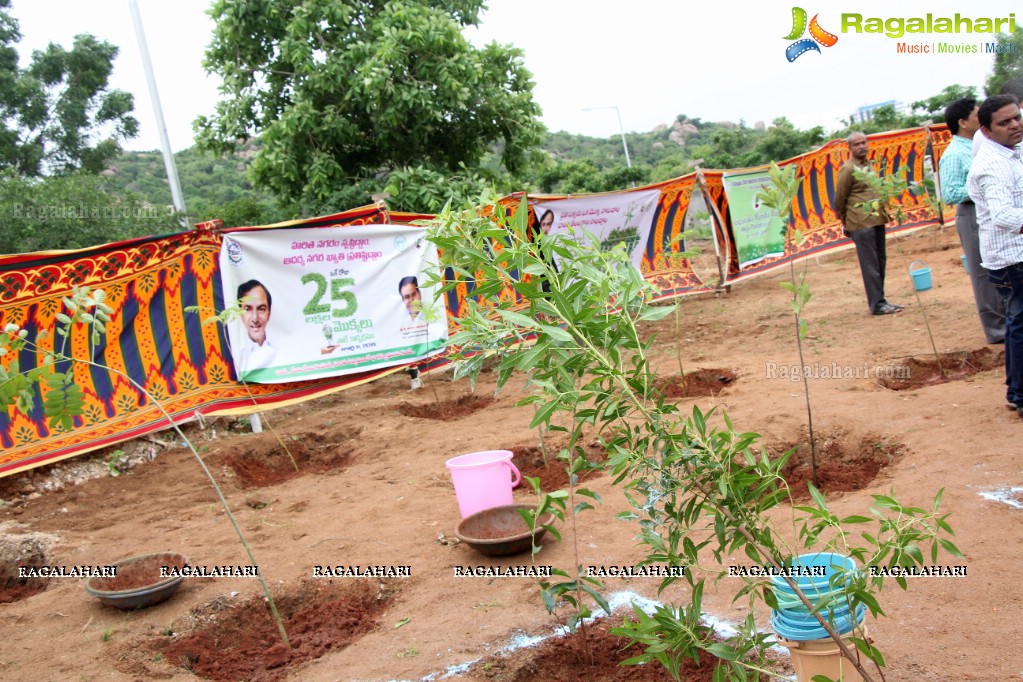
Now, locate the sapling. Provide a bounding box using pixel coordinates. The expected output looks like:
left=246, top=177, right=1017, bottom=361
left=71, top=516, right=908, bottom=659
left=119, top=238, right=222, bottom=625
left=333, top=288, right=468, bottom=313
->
left=853, top=163, right=946, bottom=378
left=408, top=297, right=445, bottom=405
left=424, top=195, right=614, bottom=640
left=425, top=193, right=963, bottom=682
left=107, top=449, right=129, bottom=477
left=666, top=233, right=697, bottom=395
left=185, top=298, right=300, bottom=471
left=0, top=287, right=291, bottom=650
left=756, top=161, right=820, bottom=488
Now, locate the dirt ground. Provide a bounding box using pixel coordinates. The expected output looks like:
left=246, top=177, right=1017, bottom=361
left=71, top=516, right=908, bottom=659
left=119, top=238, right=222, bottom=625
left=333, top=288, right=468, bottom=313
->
left=2, top=225, right=1022, bottom=681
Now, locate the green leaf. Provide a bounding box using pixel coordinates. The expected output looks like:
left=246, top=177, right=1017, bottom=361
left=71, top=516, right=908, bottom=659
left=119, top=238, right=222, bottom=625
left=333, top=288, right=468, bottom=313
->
left=495, top=308, right=536, bottom=328
left=808, top=482, right=828, bottom=509
left=529, top=401, right=560, bottom=429
left=539, top=325, right=574, bottom=343
left=840, top=515, right=872, bottom=524
left=704, top=643, right=739, bottom=661
left=638, top=306, right=674, bottom=322
left=573, top=502, right=594, bottom=514
left=938, top=538, right=963, bottom=557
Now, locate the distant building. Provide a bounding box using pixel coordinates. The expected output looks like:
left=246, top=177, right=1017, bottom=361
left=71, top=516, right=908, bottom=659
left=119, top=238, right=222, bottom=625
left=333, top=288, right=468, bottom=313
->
left=851, top=100, right=908, bottom=123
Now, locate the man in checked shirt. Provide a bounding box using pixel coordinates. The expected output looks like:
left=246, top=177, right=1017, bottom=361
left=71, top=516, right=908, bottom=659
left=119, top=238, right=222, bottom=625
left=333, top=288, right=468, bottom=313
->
left=939, top=97, right=1005, bottom=344
left=967, top=94, right=1023, bottom=415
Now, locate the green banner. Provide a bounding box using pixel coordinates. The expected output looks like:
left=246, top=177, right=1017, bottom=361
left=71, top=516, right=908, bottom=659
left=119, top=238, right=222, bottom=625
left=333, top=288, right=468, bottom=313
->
left=722, top=169, right=787, bottom=268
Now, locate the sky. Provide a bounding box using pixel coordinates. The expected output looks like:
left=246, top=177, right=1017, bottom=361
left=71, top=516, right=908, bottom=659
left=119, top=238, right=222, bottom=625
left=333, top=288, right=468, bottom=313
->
left=8, top=0, right=1017, bottom=153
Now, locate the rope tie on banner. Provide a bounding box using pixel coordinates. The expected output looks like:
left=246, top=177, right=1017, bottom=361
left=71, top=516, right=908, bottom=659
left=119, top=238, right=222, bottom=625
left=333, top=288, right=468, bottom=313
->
left=371, top=192, right=392, bottom=224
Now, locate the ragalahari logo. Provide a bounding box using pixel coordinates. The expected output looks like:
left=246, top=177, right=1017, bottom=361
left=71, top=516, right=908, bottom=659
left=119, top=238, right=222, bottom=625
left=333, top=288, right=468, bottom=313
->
left=784, top=7, right=838, bottom=62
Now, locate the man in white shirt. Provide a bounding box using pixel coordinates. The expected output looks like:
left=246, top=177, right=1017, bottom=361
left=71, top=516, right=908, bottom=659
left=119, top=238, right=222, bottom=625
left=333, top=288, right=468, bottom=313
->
left=966, top=94, right=1023, bottom=414
left=236, top=280, right=276, bottom=373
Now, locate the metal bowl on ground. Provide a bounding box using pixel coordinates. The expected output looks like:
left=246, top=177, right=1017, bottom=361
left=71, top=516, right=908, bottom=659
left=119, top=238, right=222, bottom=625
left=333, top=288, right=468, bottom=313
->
left=85, top=552, right=189, bottom=610
left=455, top=504, right=556, bottom=556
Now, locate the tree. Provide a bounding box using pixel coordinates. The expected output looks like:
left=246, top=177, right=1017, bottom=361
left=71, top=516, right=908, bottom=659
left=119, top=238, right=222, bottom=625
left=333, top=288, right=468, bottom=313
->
left=0, top=0, right=138, bottom=176
left=985, top=28, right=1023, bottom=96
left=911, top=85, right=979, bottom=121
left=689, top=126, right=757, bottom=169
left=196, top=196, right=290, bottom=230
left=0, top=170, right=181, bottom=254
left=751, top=117, right=824, bottom=165
left=534, top=159, right=651, bottom=195
left=196, top=0, right=545, bottom=209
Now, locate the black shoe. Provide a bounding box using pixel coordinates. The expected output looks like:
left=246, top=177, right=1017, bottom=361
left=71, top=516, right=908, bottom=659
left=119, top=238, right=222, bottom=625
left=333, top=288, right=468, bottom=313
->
left=888, top=302, right=904, bottom=311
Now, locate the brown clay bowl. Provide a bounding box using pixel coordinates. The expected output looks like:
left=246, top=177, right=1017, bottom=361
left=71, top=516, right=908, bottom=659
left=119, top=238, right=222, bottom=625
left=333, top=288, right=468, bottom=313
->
left=85, top=552, right=189, bottom=610
left=455, top=504, right=556, bottom=556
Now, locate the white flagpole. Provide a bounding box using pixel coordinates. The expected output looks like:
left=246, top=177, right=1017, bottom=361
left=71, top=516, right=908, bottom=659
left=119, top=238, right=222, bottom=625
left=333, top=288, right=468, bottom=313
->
left=128, top=0, right=188, bottom=224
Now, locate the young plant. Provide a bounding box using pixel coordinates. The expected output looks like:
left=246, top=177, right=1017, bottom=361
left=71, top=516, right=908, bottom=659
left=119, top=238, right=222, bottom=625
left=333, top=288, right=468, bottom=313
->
left=424, top=193, right=962, bottom=682
left=107, top=449, right=129, bottom=477
left=756, top=162, right=820, bottom=487
left=0, top=287, right=291, bottom=651
left=666, top=232, right=698, bottom=396
left=424, top=195, right=617, bottom=639
left=408, top=297, right=445, bottom=405
left=854, top=164, right=946, bottom=378
left=185, top=298, right=300, bottom=471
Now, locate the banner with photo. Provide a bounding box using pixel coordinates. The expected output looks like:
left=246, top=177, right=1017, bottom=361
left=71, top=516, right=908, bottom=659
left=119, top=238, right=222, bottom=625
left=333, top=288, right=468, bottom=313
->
left=219, top=225, right=447, bottom=383
left=533, top=190, right=660, bottom=271
left=722, top=169, right=787, bottom=269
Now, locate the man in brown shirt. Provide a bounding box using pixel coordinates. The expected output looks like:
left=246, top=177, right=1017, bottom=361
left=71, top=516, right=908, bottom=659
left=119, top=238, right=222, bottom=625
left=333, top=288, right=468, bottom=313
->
left=833, top=131, right=903, bottom=315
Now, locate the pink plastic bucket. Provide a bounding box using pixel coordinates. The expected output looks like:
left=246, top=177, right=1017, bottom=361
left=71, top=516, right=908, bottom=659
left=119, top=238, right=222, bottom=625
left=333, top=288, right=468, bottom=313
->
left=445, top=450, right=522, bottom=519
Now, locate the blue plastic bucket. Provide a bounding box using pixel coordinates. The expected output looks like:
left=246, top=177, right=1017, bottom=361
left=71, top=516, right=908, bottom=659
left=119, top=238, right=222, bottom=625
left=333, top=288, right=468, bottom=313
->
left=768, top=553, right=858, bottom=593
left=961, top=255, right=969, bottom=273
left=774, top=600, right=857, bottom=625
left=910, top=260, right=932, bottom=291
left=771, top=603, right=866, bottom=641
left=774, top=585, right=850, bottom=613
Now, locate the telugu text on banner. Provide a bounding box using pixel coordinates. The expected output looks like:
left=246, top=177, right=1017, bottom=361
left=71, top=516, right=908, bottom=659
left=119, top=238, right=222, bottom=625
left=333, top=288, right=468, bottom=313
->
left=533, top=190, right=660, bottom=271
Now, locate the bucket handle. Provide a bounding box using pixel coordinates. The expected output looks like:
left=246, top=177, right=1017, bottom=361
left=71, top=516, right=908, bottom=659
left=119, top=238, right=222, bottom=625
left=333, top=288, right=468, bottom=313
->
left=909, top=259, right=928, bottom=272
left=506, top=461, right=522, bottom=488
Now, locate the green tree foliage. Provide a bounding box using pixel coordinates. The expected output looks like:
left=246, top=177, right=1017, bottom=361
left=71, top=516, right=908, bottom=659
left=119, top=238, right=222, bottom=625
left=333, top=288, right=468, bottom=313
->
left=383, top=165, right=490, bottom=213
left=985, top=28, right=1023, bottom=96
left=104, top=142, right=289, bottom=227
left=197, top=196, right=288, bottom=230
left=536, top=159, right=650, bottom=194
left=689, top=124, right=757, bottom=169
left=0, top=170, right=181, bottom=254
left=911, top=85, right=979, bottom=121
left=195, top=0, right=545, bottom=211
left=752, top=118, right=824, bottom=164
left=0, top=0, right=138, bottom=176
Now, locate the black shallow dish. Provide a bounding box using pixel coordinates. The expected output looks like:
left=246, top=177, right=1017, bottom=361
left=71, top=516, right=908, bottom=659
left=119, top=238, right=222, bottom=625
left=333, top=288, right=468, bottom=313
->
left=455, top=504, right=556, bottom=556
left=84, top=552, right=189, bottom=610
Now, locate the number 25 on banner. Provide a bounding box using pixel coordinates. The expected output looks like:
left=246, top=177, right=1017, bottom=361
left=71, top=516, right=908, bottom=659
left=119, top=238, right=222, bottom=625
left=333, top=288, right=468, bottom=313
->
left=302, top=273, right=358, bottom=319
